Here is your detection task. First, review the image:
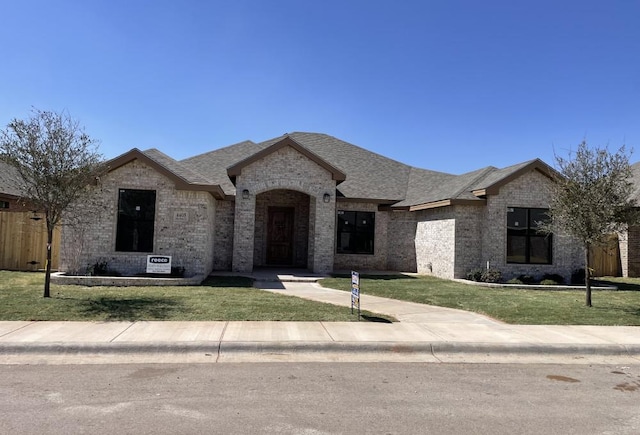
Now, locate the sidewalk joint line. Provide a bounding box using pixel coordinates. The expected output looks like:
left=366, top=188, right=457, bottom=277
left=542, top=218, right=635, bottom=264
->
left=319, top=322, right=335, bottom=341
left=0, top=321, right=37, bottom=338
left=109, top=321, right=136, bottom=343
left=217, top=322, right=229, bottom=362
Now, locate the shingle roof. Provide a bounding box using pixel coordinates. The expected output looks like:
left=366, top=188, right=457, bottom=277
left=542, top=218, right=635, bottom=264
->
left=181, top=132, right=418, bottom=201
left=177, top=133, right=558, bottom=208
left=263, top=132, right=412, bottom=201
left=142, top=149, right=213, bottom=185
left=0, top=160, right=24, bottom=197
left=469, top=159, right=540, bottom=193
left=181, top=140, right=262, bottom=196
left=389, top=167, right=459, bottom=208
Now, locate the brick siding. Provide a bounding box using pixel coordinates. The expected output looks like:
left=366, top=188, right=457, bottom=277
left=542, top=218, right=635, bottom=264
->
left=231, top=145, right=336, bottom=273
left=60, top=159, right=216, bottom=277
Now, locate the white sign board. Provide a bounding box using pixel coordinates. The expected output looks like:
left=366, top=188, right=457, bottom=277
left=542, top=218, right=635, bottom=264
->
left=351, top=270, right=360, bottom=317
left=147, top=255, right=172, bottom=274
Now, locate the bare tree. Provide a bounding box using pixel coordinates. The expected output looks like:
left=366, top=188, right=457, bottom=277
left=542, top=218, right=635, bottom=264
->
left=0, top=108, right=104, bottom=297
left=548, top=141, right=638, bottom=306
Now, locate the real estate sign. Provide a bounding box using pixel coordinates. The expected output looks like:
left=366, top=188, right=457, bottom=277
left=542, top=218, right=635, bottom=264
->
left=147, top=255, right=172, bottom=274
left=351, top=270, right=360, bottom=318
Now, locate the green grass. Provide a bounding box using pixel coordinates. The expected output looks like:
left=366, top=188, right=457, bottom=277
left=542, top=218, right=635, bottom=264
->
left=0, top=271, right=387, bottom=322
left=320, top=274, right=640, bottom=325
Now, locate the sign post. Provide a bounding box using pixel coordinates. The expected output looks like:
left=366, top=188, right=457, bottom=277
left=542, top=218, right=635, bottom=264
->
left=351, top=270, right=361, bottom=320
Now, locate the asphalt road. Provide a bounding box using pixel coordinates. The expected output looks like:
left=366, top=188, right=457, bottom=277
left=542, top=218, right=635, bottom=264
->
left=1, top=363, right=639, bottom=435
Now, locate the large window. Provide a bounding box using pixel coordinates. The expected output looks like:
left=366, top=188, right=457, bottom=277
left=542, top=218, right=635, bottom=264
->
left=115, top=189, right=156, bottom=252
left=337, top=211, right=375, bottom=254
left=507, top=207, right=552, bottom=264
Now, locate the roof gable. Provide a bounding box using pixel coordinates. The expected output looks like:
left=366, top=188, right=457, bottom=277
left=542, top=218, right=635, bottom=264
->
left=390, top=160, right=558, bottom=210
left=470, top=158, right=555, bottom=197
left=226, top=136, right=346, bottom=182
left=106, top=148, right=225, bottom=199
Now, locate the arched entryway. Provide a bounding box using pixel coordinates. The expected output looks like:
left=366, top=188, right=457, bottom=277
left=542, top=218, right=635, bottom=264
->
left=253, top=189, right=310, bottom=268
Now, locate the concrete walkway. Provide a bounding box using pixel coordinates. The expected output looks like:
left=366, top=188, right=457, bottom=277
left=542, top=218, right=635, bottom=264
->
left=1, top=279, right=639, bottom=365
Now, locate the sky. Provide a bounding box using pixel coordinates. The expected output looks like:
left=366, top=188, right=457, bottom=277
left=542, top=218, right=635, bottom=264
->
left=1, top=0, right=639, bottom=174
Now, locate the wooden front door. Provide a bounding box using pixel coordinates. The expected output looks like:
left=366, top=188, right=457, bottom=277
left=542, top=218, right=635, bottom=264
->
left=267, top=207, right=294, bottom=266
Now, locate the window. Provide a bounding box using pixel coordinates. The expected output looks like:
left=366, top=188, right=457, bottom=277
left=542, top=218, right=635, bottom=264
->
left=115, top=189, right=156, bottom=252
left=507, top=207, right=552, bottom=264
left=0, top=200, right=9, bottom=209
left=337, top=211, right=375, bottom=254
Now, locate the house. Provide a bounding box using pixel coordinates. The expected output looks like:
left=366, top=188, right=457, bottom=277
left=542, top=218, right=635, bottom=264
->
left=618, top=161, right=640, bottom=277
left=0, top=161, right=26, bottom=211
left=58, top=132, right=588, bottom=281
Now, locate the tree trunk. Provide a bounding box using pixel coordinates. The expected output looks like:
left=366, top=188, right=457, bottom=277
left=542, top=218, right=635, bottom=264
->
left=44, top=224, right=53, bottom=298
left=584, top=245, right=592, bottom=307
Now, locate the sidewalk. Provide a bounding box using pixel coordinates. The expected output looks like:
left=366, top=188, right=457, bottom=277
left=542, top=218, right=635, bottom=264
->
left=1, top=280, right=639, bottom=365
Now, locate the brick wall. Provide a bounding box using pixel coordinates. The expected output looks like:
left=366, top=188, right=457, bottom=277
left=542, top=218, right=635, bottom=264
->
left=60, top=159, right=216, bottom=277
left=409, top=170, right=583, bottom=281
left=621, top=226, right=640, bottom=277
left=212, top=199, right=234, bottom=270
left=481, top=169, right=583, bottom=282
left=414, top=207, right=456, bottom=277
left=452, top=204, right=485, bottom=278
left=386, top=210, right=418, bottom=272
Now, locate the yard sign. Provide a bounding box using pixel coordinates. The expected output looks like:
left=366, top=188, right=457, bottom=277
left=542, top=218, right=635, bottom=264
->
left=146, top=255, right=172, bottom=274
left=351, top=270, right=361, bottom=319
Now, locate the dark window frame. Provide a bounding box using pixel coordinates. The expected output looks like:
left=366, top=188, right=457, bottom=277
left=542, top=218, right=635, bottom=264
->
left=336, top=210, right=375, bottom=255
left=506, top=207, right=552, bottom=264
left=115, top=189, right=156, bottom=253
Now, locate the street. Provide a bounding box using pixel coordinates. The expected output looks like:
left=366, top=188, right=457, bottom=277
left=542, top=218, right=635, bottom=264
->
left=1, top=362, right=639, bottom=434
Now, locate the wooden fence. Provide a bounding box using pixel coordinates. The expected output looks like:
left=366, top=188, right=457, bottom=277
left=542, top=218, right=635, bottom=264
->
left=0, top=211, right=60, bottom=271
left=589, top=234, right=621, bottom=277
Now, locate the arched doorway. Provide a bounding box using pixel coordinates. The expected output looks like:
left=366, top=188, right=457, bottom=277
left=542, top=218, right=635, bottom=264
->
left=254, top=189, right=310, bottom=268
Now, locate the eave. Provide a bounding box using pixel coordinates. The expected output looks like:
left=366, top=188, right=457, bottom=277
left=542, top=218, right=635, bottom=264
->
left=407, top=198, right=486, bottom=211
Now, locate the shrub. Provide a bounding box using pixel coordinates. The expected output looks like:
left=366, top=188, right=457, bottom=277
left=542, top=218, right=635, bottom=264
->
left=542, top=273, right=565, bottom=284
left=571, top=269, right=585, bottom=285
left=516, top=274, right=536, bottom=284
left=466, top=268, right=484, bottom=282
left=506, top=278, right=523, bottom=284
left=481, top=268, right=502, bottom=283
left=540, top=279, right=558, bottom=285
left=93, top=260, right=109, bottom=276
left=85, top=259, right=121, bottom=277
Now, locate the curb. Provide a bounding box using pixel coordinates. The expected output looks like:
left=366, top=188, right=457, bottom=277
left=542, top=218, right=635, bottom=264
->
left=2, top=341, right=639, bottom=358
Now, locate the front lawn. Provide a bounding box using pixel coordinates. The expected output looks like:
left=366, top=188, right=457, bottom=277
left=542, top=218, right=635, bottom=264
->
left=320, top=274, right=640, bottom=325
left=0, top=271, right=381, bottom=322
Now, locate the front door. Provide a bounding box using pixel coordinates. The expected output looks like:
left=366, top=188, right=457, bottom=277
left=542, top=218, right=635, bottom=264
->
left=266, top=207, right=294, bottom=266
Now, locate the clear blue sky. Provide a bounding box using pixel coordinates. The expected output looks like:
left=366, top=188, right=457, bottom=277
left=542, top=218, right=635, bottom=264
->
left=1, top=0, right=638, bottom=174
